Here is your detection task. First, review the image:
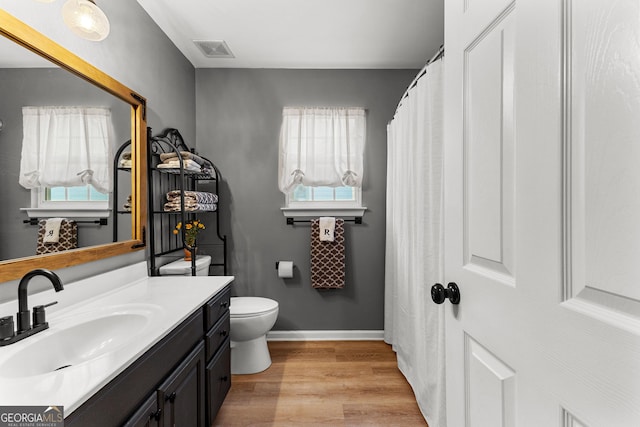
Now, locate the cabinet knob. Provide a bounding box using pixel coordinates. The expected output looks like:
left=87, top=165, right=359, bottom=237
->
left=220, top=375, right=228, bottom=382
left=166, top=392, right=176, bottom=403
left=220, top=301, right=228, bottom=308
left=151, top=409, right=162, bottom=421
left=220, top=330, right=228, bottom=337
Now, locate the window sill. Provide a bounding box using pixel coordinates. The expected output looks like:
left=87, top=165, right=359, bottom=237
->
left=21, top=208, right=111, bottom=218
left=281, top=206, right=367, bottom=219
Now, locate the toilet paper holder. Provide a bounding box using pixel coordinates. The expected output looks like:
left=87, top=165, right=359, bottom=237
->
left=275, top=261, right=294, bottom=278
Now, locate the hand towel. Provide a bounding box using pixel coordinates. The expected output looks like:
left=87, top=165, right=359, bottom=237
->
left=310, top=218, right=345, bottom=289
left=36, top=219, right=78, bottom=255
left=319, top=217, right=336, bottom=242
left=43, top=218, right=64, bottom=243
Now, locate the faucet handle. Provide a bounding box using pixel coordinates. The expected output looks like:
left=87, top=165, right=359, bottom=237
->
left=0, top=316, right=15, bottom=341
left=33, top=301, right=58, bottom=328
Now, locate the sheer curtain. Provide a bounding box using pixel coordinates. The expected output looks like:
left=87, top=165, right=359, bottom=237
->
left=385, top=59, right=446, bottom=427
left=278, top=107, right=366, bottom=193
left=19, top=106, right=114, bottom=193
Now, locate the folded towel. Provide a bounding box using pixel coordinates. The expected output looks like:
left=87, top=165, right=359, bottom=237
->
left=157, top=159, right=202, bottom=172
left=158, top=152, right=215, bottom=176
left=159, top=151, right=207, bottom=166
left=43, top=218, right=64, bottom=243
left=163, top=202, right=217, bottom=212
left=166, top=190, right=218, bottom=204
left=123, top=194, right=132, bottom=212
left=319, top=217, right=336, bottom=242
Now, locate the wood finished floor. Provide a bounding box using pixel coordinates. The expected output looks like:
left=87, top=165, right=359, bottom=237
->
left=213, top=341, right=428, bottom=427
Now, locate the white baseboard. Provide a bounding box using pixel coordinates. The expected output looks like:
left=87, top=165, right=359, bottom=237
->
left=267, top=330, right=384, bottom=341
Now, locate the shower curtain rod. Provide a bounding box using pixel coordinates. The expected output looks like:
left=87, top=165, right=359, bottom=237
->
left=390, top=45, right=445, bottom=122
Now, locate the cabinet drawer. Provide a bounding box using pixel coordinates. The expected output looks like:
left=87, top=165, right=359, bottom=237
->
left=204, top=286, right=230, bottom=330
left=206, top=338, right=231, bottom=425
left=206, top=311, right=230, bottom=361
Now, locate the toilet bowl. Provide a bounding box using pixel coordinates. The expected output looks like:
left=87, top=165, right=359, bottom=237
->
left=158, top=255, right=211, bottom=276
left=229, top=297, right=279, bottom=374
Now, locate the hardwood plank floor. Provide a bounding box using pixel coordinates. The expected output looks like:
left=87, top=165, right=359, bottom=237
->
left=213, top=341, right=428, bottom=427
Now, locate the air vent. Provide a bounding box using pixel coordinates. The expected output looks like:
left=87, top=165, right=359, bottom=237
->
left=193, top=40, right=235, bottom=58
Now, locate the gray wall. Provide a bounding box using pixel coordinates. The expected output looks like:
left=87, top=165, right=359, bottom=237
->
left=0, top=0, right=195, bottom=300
left=195, top=69, right=417, bottom=331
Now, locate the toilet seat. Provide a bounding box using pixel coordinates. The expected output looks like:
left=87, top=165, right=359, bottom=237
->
left=230, top=297, right=278, bottom=318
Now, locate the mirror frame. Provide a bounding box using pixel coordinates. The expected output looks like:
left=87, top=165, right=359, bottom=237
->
left=0, top=10, right=147, bottom=282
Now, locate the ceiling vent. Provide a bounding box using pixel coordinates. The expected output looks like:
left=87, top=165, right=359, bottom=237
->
left=193, top=40, right=235, bottom=58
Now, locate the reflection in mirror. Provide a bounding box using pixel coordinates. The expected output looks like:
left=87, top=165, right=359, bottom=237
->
left=0, top=64, right=133, bottom=261
left=0, top=10, right=147, bottom=282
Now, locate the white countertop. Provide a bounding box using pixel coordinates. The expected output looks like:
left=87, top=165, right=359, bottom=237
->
left=0, top=262, right=234, bottom=414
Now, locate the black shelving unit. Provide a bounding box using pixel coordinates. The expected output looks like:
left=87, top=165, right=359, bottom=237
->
left=113, top=139, right=132, bottom=243
left=147, top=127, right=227, bottom=276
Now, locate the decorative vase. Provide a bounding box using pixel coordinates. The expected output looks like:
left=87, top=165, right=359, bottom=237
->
left=184, top=247, right=196, bottom=261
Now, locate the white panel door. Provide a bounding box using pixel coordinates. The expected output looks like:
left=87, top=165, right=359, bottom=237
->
left=443, top=0, right=640, bottom=426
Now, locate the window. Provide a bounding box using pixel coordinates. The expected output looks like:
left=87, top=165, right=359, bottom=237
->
left=278, top=107, right=367, bottom=217
left=46, top=185, right=109, bottom=204
left=19, top=106, right=113, bottom=218
left=24, top=184, right=110, bottom=218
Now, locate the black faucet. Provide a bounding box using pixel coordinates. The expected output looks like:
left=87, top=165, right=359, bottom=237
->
left=0, top=269, right=64, bottom=346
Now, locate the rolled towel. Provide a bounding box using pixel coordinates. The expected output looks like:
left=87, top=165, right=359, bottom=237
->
left=319, top=217, right=336, bottom=242
left=43, top=218, right=64, bottom=244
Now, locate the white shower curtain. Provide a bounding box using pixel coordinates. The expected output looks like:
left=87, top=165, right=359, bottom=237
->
left=384, top=59, right=446, bottom=427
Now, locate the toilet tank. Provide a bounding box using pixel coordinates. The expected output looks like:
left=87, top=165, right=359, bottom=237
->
left=158, top=255, right=211, bottom=276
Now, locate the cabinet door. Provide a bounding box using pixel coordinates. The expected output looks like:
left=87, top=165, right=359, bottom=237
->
left=123, top=393, right=161, bottom=427
left=206, top=338, right=231, bottom=425
left=159, top=342, right=206, bottom=427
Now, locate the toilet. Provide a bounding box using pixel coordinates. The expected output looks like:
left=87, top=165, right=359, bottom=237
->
left=158, top=255, right=211, bottom=276
left=229, top=297, right=279, bottom=374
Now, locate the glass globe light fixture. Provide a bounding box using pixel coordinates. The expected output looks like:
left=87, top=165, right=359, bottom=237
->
left=62, top=0, right=110, bottom=41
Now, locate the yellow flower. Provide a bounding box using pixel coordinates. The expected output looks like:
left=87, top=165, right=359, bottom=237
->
left=173, top=219, right=205, bottom=246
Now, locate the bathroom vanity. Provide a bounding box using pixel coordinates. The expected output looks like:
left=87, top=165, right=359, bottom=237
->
left=0, top=262, right=233, bottom=426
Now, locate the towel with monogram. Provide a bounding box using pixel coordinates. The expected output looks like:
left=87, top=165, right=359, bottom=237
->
left=310, top=218, right=345, bottom=289
left=36, top=219, right=78, bottom=255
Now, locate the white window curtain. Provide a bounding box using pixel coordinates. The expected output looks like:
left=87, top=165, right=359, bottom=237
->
left=19, top=106, right=114, bottom=193
left=385, top=59, right=446, bottom=427
left=278, top=106, right=366, bottom=193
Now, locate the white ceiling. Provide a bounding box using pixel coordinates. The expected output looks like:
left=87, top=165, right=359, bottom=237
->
left=136, top=0, right=444, bottom=69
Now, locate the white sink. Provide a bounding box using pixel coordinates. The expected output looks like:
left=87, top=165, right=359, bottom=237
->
left=0, top=304, right=162, bottom=379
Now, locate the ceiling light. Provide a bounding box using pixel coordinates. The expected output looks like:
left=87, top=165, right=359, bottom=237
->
left=62, top=0, right=110, bottom=41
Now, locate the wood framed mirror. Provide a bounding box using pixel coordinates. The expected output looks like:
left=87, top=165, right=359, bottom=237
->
left=0, top=10, right=147, bottom=282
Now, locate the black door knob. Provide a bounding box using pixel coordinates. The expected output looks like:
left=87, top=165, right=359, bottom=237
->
left=431, top=282, right=461, bottom=305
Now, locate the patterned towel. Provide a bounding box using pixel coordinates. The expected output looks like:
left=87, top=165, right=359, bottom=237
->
left=310, top=218, right=345, bottom=289
left=36, top=219, right=78, bottom=255
left=166, top=190, right=218, bottom=204
left=163, top=202, right=217, bottom=212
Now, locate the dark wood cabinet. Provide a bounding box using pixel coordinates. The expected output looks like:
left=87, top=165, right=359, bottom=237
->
left=158, top=342, right=206, bottom=427
left=206, top=340, right=231, bottom=421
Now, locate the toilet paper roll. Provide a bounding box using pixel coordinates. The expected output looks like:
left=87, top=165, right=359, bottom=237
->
left=277, top=261, right=294, bottom=278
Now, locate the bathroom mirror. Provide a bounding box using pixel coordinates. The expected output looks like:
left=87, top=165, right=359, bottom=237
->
left=0, top=10, right=147, bottom=282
